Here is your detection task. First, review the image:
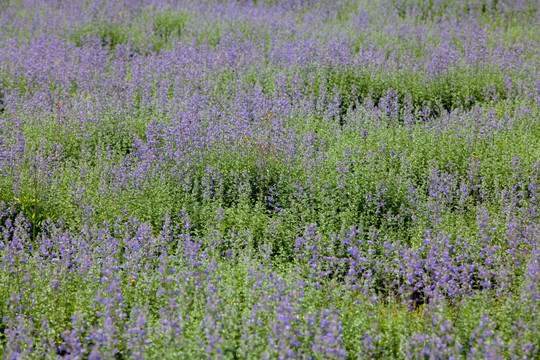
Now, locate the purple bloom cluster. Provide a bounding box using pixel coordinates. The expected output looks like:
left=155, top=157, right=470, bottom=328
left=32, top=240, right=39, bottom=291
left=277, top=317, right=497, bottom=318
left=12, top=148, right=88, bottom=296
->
left=1, top=0, right=539, bottom=358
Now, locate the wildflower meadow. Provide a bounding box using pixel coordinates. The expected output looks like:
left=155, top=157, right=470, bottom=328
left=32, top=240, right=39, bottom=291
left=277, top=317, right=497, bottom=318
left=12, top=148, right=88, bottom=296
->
left=0, top=0, right=539, bottom=358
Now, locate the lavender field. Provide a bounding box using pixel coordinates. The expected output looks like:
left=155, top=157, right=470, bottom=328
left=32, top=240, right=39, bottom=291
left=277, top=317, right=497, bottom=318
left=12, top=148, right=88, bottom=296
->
left=1, top=0, right=540, bottom=358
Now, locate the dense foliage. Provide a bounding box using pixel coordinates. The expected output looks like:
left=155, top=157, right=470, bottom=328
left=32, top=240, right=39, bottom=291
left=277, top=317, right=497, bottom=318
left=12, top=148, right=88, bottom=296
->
left=1, top=0, right=539, bottom=358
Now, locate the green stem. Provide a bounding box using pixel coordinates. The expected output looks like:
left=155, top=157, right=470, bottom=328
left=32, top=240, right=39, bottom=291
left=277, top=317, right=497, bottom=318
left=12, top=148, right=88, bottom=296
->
left=32, top=160, right=38, bottom=242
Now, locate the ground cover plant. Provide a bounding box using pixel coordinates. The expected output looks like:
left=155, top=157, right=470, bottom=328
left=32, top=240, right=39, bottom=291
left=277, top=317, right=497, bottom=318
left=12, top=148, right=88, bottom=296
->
left=0, top=0, right=539, bottom=358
